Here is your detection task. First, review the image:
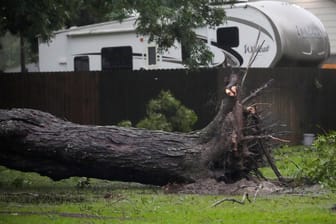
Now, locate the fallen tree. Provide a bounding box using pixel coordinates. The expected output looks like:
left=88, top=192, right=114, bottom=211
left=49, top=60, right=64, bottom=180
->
left=0, top=74, right=283, bottom=186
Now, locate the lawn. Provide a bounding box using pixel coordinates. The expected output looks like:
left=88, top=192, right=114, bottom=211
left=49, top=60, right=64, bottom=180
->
left=0, top=146, right=335, bottom=224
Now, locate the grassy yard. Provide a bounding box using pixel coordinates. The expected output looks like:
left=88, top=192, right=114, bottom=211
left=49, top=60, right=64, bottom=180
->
left=259, top=145, right=307, bottom=179
left=0, top=146, right=335, bottom=224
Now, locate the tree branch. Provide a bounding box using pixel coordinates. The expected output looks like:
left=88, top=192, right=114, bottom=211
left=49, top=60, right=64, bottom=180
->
left=211, top=192, right=251, bottom=207
left=242, top=135, right=290, bottom=143
left=241, top=79, right=274, bottom=105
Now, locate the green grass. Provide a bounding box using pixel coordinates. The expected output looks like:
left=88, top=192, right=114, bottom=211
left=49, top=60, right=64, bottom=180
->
left=1, top=145, right=336, bottom=224
left=1, top=190, right=335, bottom=224
left=259, top=145, right=308, bottom=179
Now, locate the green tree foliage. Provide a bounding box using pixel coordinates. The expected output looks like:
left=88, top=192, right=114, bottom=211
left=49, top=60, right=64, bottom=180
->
left=0, top=0, right=73, bottom=71
left=65, top=0, right=116, bottom=27
left=133, top=0, right=226, bottom=68
left=0, top=33, right=20, bottom=71
left=1, top=0, right=226, bottom=71
left=0, top=0, right=70, bottom=41
left=300, top=132, right=336, bottom=188
left=135, top=90, right=198, bottom=132
left=67, top=0, right=226, bottom=68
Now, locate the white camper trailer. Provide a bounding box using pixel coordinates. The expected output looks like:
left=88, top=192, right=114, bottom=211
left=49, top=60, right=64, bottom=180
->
left=211, top=0, right=330, bottom=67
left=38, top=1, right=330, bottom=71
left=39, top=16, right=226, bottom=71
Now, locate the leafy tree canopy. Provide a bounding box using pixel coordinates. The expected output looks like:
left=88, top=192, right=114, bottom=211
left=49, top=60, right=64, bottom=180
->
left=0, top=0, right=71, bottom=42
left=1, top=0, right=226, bottom=68
left=132, top=0, right=226, bottom=67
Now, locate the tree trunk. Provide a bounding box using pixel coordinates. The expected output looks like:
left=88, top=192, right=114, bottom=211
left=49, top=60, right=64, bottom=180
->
left=0, top=77, right=276, bottom=185
left=19, top=32, right=27, bottom=73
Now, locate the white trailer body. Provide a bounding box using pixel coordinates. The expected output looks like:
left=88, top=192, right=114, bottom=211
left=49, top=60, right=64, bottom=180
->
left=39, top=17, right=225, bottom=72
left=208, top=0, right=330, bottom=67
left=38, top=1, right=330, bottom=71
left=39, top=18, right=172, bottom=71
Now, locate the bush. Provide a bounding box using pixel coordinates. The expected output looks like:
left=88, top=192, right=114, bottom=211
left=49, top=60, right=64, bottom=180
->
left=300, top=131, right=336, bottom=188
left=117, top=90, right=198, bottom=132
left=136, top=113, right=173, bottom=131
left=117, top=120, right=133, bottom=128
left=136, top=90, right=198, bottom=132
left=11, top=177, right=32, bottom=188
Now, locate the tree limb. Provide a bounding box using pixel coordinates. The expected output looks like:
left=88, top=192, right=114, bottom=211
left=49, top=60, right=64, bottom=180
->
left=242, top=135, right=290, bottom=143
left=241, top=79, right=274, bottom=105
left=211, top=192, right=251, bottom=207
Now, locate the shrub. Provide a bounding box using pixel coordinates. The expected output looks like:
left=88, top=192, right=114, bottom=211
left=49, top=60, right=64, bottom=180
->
left=11, top=177, right=31, bottom=188
left=300, top=131, right=336, bottom=188
left=117, top=120, right=133, bottom=127
left=136, top=90, right=198, bottom=132
left=136, top=113, right=173, bottom=131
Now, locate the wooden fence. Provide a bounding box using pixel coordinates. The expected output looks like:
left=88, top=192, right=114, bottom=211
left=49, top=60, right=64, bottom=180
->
left=1, top=68, right=335, bottom=143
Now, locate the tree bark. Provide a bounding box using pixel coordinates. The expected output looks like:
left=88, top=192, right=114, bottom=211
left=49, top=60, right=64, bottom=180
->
left=0, top=108, right=204, bottom=185
left=0, top=77, right=274, bottom=185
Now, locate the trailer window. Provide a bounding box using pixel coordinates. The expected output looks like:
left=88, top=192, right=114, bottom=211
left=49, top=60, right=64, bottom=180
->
left=217, top=27, right=239, bottom=48
left=74, top=56, right=90, bottom=71
left=148, top=47, right=156, bottom=65
left=101, top=46, right=133, bottom=70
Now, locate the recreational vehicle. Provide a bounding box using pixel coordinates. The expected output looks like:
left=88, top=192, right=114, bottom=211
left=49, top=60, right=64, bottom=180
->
left=38, top=1, right=330, bottom=71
